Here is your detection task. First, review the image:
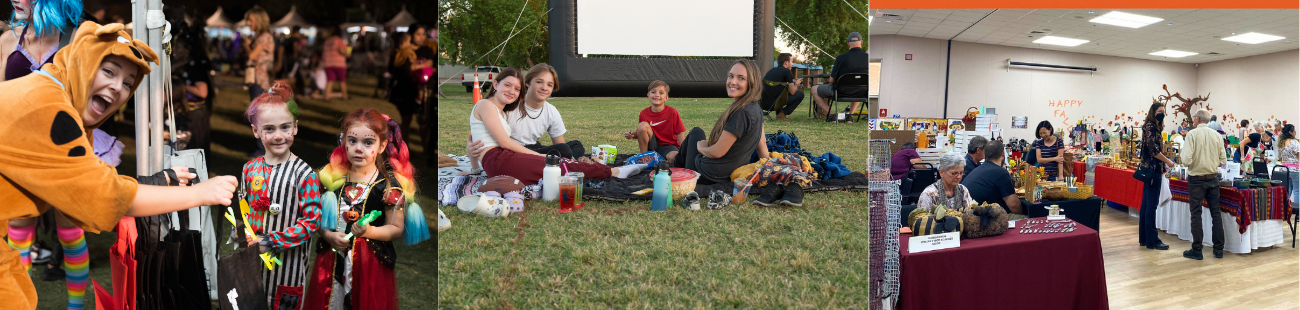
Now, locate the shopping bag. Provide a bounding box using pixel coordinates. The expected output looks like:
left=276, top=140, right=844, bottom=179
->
left=166, top=148, right=219, bottom=301
left=218, top=215, right=269, bottom=310
left=100, top=216, right=137, bottom=310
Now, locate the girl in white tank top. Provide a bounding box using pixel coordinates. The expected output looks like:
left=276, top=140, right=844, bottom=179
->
left=465, top=68, right=642, bottom=181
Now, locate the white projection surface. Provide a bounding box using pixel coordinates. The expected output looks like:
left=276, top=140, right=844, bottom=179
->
left=576, top=0, right=755, bottom=57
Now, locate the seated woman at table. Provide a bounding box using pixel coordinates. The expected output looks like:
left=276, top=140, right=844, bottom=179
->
left=890, top=143, right=925, bottom=180
left=917, top=153, right=975, bottom=212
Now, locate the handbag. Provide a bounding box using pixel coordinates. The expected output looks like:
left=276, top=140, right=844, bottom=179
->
left=1132, top=166, right=1158, bottom=184
left=961, top=202, right=1009, bottom=239
left=908, top=205, right=964, bottom=236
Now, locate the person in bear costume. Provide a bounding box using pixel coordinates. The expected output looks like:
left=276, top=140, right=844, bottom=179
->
left=0, top=22, right=237, bottom=309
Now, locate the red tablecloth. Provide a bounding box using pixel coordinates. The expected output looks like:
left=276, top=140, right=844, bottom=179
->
left=1167, top=180, right=1292, bottom=233
left=1087, top=163, right=1147, bottom=209
left=898, top=219, right=1109, bottom=310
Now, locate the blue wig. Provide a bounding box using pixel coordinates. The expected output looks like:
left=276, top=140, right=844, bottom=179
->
left=9, top=0, right=83, bottom=37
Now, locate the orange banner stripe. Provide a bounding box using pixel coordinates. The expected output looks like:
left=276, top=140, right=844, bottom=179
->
left=871, top=0, right=1299, bottom=9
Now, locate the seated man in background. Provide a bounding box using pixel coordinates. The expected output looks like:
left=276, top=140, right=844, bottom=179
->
left=811, top=32, right=868, bottom=122
left=760, top=53, right=803, bottom=121
left=962, top=140, right=1026, bottom=218
left=964, top=136, right=988, bottom=178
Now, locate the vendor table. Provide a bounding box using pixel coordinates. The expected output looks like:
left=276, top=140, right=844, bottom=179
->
left=1081, top=162, right=1149, bottom=209
left=1027, top=197, right=1104, bottom=231
left=897, top=218, right=1109, bottom=310
left=1155, top=180, right=1291, bottom=253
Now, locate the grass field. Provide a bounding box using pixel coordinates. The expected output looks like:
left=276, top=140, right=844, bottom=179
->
left=436, top=84, right=873, bottom=308
left=28, top=75, right=437, bottom=309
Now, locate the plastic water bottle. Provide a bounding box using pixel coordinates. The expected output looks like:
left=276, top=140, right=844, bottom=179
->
left=542, top=155, right=561, bottom=201
left=651, top=162, right=672, bottom=211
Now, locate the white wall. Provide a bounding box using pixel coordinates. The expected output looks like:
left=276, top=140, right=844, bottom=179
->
left=1196, top=49, right=1300, bottom=134
left=868, top=35, right=949, bottom=119
left=871, top=34, right=1206, bottom=140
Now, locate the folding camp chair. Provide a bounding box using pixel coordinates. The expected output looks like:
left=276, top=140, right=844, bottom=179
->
left=900, top=163, right=939, bottom=205
left=761, top=79, right=791, bottom=121
left=831, top=72, right=870, bottom=123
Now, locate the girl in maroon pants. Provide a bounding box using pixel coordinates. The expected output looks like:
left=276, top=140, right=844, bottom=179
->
left=467, top=68, right=643, bottom=183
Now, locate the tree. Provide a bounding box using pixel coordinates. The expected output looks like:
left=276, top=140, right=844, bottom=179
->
left=438, top=0, right=549, bottom=69
left=774, top=0, right=868, bottom=69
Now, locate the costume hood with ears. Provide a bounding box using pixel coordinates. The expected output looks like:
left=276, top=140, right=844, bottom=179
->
left=43, top=21, right=159, bottom=129
left=0, top=21, right=158, bottom=239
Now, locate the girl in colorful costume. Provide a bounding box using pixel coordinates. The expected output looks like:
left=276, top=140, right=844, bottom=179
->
left=301, top=108, right=430, bottom=310
left=240, top=81, right=323, bottom=309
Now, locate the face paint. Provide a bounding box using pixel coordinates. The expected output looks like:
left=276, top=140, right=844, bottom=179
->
left=251, top=106, right=297, bottom=159
left=344, top=124, right=385, bottom=171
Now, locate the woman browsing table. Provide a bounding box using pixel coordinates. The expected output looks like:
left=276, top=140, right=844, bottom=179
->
left=1033, top=121, right=1065, bottom=181
left=1138, top=102, right=1176, bottom=251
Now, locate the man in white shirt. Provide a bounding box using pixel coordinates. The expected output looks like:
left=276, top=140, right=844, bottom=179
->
left=1180, top=109, right=1227, bottom=260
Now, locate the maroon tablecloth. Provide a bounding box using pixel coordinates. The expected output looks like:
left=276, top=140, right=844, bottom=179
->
left=898, top=218, right=1109, bottom=310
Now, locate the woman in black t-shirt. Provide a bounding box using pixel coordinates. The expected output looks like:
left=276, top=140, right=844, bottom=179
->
left=675, top=60, right=771, bottom=187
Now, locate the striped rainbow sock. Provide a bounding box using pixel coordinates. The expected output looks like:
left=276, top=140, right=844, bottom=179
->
left=6, top=223, right=34, bottom=276
left=57, top=226, right=88, bottom=310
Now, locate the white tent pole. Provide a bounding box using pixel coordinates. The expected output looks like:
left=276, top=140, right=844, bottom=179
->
left=132, top=0, right=150, bottom=175
left=148, top=0, right=164, bottom=172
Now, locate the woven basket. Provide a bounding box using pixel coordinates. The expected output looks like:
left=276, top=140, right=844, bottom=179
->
left=1043, top=185, right=1094, bottom=200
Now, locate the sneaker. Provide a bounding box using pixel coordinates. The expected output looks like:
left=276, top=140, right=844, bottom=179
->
left=41, top=266, right=64, bottom=281
left=752, top=183, right=784, bottom=207
left=438, top=208, right=451, bottom=232
left=707, top=190, right=731, bottom=210
left=779, top=183, right=804, bottom=207
left=30, top=246, right=53, bottom=265
left=681, top=191, right=701, bottom=211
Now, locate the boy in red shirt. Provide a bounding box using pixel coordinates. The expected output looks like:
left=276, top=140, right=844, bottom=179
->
left=623, top=80, right=686, bottom=164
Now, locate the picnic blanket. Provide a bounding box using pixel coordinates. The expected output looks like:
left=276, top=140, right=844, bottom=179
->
left=1168, top=180, right=1292, bottom=233
left=437, top=154, right=475, bottom=178
left=584, top=172, right=870, bottom=203
left=437, top=175, right=541, bottom=206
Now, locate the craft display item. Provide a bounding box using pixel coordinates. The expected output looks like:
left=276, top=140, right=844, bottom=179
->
left=962, top=107, right=979, bottom=128
left=908, top=205, right=965, bottom=236
left=1017, top=220, right=1077, bottom=234
left=961, top=202, right=1009, bottom=239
